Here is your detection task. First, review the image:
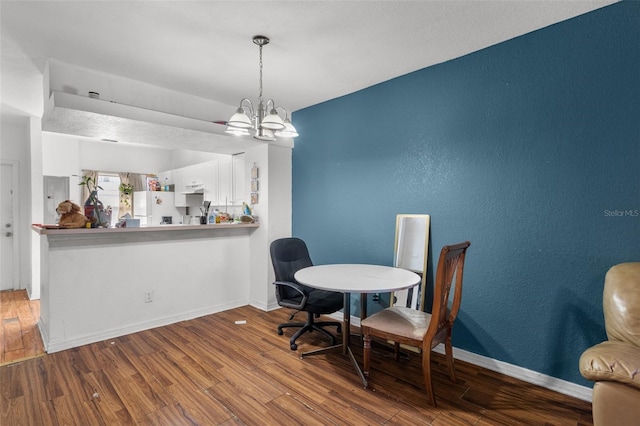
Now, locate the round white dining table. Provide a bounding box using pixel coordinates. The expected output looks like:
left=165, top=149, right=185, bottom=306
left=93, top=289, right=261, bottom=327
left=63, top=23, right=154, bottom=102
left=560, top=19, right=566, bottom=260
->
left=294, top=264, right=420, bottom=387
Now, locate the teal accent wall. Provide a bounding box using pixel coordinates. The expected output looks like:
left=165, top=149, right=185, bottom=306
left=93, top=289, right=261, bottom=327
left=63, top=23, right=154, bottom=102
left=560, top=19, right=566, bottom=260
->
left=291, top=2, right=639, bottom=386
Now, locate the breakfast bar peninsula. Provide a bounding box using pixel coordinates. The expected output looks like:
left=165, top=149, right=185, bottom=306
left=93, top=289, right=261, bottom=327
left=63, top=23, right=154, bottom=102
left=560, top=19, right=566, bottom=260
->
left=33, top=223, right=259, bottom=353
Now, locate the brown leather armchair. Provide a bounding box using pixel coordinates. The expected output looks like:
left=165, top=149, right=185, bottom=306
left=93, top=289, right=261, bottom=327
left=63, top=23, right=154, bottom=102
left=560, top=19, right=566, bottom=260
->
left=579, top=262, right=640, bottom=426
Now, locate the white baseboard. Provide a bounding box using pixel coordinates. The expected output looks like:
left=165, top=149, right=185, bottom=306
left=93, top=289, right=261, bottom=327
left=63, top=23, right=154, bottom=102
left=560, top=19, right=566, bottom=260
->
left=253, top=300, right=282, bottom=312
left=328, top=312, right=593, bottom=402
left=436, top=346, right=593, bottom=402
left=41, top=300, right=248, bottom=353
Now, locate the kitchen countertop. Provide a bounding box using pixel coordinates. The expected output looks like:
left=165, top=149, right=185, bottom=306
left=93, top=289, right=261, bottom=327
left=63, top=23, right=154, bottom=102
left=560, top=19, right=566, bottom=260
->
left=32, top=222, right=259, bottom=235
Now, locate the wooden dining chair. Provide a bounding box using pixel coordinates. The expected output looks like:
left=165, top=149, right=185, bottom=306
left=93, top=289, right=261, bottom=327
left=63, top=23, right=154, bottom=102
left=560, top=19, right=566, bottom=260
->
left=361, top=241, right=470, bottom=406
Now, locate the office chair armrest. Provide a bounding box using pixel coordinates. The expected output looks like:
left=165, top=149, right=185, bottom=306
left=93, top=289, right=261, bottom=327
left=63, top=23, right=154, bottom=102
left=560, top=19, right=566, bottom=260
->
left=273, top=280, right=308, bottom=310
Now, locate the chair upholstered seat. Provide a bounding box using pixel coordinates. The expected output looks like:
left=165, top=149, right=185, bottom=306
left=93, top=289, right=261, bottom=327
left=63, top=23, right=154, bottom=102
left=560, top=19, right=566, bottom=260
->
left=361, top=307, right=431, bottom=342
left=280, top=288, right=344, bottom=315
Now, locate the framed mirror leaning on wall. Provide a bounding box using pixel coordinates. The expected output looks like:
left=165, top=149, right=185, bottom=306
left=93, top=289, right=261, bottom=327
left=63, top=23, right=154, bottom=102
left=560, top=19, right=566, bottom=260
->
left=392, top=214, right=430, bottom=310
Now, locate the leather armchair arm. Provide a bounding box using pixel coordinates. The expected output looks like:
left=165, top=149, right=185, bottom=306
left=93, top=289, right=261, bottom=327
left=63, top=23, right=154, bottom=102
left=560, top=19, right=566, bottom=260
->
left=273, top=280, right=308, bottom=310
left=580, top=341, right=640, bottom=391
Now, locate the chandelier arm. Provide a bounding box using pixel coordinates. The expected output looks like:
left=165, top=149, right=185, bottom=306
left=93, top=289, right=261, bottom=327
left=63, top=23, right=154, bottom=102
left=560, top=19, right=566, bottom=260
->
left=266, top=99, right=277, bottom=113
left=275, top=105, right=289, bottom=120
left=239, top=98, right=255, bottom=116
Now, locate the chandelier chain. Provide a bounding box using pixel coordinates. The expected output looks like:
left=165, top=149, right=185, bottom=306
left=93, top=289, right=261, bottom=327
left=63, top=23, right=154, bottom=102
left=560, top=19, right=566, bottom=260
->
left=258, top=44, right=263, bottom=104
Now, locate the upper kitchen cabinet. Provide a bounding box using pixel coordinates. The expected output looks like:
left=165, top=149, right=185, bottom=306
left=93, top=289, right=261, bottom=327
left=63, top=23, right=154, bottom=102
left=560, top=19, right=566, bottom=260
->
left=218, top=156, right=232, bottom=207
left=232, top=153, right=246, bottom=205
left=172, top=168, right=185, bottom=206
left=170, top=165, right=205, bottom=207
left=215, top=153, right=246, bottom=206
left=198, top=161, right=219, bottom=206
left=167, top=154, right=245, bottom=208
left=173, top=167, right=202, bottom=207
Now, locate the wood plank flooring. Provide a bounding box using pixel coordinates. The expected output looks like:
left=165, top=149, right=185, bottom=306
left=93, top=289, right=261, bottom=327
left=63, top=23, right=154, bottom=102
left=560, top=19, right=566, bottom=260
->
left=0, top=301, right=593, bottom=425
left=0, top=290, right=45, bottom=366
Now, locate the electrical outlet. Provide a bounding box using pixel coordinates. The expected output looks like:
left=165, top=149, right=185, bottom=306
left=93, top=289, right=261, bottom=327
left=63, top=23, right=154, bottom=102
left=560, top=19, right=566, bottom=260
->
left=144, top=291, right=153, bottom=303
left=372, top=293, right=380, bottom=303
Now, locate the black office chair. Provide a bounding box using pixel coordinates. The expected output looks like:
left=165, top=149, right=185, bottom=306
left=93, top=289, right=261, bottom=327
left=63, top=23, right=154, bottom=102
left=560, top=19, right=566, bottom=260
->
left=270, top=237, right=343, bottom=350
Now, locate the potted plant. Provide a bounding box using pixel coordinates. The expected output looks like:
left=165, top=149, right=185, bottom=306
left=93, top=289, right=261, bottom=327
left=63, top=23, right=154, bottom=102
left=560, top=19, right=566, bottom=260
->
left=119, top=182, right=134, bottom=207
left=79, top=175, right=108, bottom=227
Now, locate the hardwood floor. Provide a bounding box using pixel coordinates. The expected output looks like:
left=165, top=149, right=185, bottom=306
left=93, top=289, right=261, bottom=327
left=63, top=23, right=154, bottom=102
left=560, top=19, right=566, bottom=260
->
left=0, top=303, right=593, bottom=425
left=0, top=290, right=45, bottom=366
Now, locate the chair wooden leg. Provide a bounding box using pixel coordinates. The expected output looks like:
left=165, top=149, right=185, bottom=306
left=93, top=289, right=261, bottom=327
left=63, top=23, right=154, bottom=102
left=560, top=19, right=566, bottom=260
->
left=394, top=342, right=400, bottom=361
left=363, top=334, right=371, bottom=378
left=422, top=349, right=437, bottom=407
left=445, top=335, right=457, bottom=382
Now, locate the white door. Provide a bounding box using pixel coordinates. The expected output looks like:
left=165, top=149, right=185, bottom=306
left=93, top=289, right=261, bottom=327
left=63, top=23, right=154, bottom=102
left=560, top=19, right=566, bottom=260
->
left=1, top=163, right=15, bottom=291
left=43, top=176, right=69, bottom=224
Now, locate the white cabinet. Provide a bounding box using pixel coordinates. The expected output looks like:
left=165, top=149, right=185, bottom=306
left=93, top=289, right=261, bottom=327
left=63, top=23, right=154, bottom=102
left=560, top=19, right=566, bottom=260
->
left=218, top=156, right=232, bottom=207
left=198, top=161, right=218, bottom=206
left=167, top=154, right=243, bottom=208
left=232, top=153, right=245, bottom=205
left=173, top=168, right=187, bottom=207
left=173, top=165, right=205, bottom=207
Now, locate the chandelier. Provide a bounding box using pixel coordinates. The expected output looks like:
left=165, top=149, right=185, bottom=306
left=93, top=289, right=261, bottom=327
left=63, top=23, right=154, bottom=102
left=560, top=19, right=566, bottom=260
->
left=226, top=35, right=299, bottom=141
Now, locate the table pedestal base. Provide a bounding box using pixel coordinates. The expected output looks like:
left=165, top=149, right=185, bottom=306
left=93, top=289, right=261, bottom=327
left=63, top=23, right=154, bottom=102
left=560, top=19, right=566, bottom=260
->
left=300, top=292, right=368, bottom=388
left=301, top=344, right=368, bottom=387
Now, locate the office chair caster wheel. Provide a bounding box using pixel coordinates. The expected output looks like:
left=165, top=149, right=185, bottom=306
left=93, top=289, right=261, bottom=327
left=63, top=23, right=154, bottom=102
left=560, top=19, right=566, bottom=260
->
left=290, top=343, right=298, bottom=350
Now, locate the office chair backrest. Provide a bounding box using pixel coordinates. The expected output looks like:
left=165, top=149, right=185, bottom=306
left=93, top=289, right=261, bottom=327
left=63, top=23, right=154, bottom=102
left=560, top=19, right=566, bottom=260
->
left=270, top=237, right=313, bottom=284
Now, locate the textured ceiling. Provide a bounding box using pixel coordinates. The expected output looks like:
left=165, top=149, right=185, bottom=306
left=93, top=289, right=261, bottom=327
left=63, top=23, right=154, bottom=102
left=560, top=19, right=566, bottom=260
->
left=1, top=1, right=617, bottom=151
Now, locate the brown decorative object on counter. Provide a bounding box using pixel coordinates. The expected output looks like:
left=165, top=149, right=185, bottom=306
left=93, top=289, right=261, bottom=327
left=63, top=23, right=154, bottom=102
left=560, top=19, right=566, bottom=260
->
left=79, top=175, right=109, bottom=228
left=240, top=215, right=254, bottom=223
left=56, top=200, right=89, bottom=229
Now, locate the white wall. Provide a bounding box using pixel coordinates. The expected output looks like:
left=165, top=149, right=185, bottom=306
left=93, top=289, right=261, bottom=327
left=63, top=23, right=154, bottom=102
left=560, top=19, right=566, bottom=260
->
left=42, top=133, right=80, bottom=205
left=247, top=143, right=292, bottom=310
left=168, top=150, right=224, bottom=170
left=79, top=140, right=174, bottom=174
left=0, top=116, right=32, bottom=294
left=43, top=132, right=175, bottom=203
left=0, top=39, right=45, bottom=118
left=48, top=59, right=233, bottom=124
left=30, top=117, right=43, bottom=299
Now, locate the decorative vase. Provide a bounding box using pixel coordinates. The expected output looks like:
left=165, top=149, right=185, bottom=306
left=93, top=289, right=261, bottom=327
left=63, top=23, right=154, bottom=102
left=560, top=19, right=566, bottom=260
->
left=84, top=190, right=108, bottom=228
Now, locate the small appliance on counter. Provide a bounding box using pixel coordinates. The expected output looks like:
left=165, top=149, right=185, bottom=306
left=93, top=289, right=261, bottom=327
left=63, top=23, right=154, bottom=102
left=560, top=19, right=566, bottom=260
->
left=160, top=216, right=172, bottom=224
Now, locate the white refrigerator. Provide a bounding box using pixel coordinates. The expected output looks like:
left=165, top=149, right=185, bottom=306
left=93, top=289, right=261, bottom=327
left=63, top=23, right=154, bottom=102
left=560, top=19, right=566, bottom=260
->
left=133, top=191, right=180, bottom=225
